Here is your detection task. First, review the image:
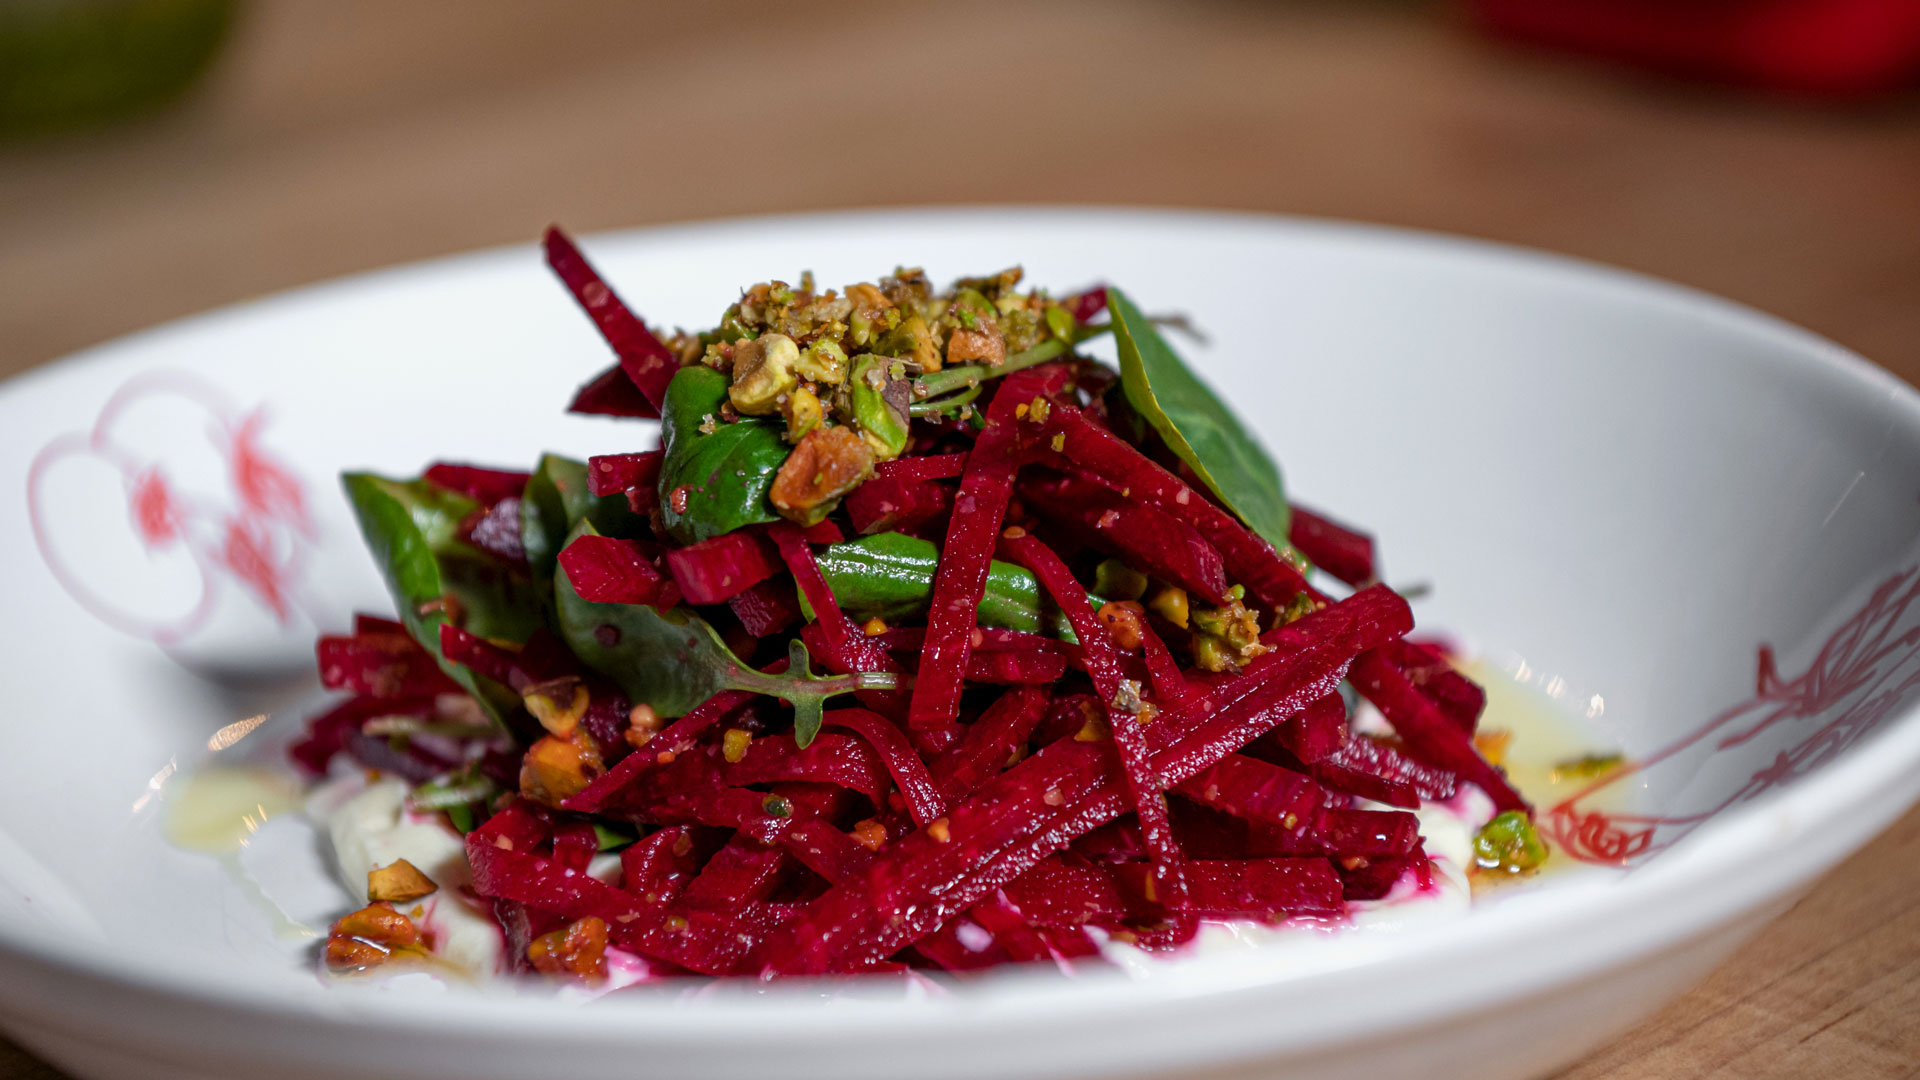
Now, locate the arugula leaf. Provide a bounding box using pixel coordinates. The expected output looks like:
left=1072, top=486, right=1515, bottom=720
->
left=342, top=473, right=531, bottom=729
left=553, top=522, right=900, bottom=745
left=1108, top=286, right=1291, bottom=547
left=656, top=366, right=788, bottom=545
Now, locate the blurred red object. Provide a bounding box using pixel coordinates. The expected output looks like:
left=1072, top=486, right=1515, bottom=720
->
left=1467, top=0, right=1920, bottom=96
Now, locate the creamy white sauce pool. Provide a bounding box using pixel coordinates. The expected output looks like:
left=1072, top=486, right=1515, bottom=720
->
left=308, top=768, right=628, bottom=983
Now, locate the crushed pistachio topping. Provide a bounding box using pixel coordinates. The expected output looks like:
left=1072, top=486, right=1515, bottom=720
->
left=1189, top=588, right=1270, bottom=673
left=367, top=859, right=439, bottom=904
left=677, top=266, right=1092, bottom=522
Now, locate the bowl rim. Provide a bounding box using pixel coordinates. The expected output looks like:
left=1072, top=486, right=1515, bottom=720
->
left=1, top=204, right=1917, bottom=1048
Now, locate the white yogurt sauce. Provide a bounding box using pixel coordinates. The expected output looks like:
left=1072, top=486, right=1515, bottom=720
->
left=309, top=768, right=629, bottom=981
left=309, top=771, right=506, bottom=977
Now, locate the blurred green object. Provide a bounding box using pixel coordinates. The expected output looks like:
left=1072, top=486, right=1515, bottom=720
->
left=0, top=0, right=238, bottom=140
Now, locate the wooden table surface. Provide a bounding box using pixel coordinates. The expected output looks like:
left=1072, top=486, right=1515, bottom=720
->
left=3, top=2, right=1917, bottom=1077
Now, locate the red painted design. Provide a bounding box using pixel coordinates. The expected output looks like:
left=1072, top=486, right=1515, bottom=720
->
left=1545, top=565, right=1920, bottom=865
left=130, top=467, right=182, bottom=549
left=26, top=372, right=317, bottom=646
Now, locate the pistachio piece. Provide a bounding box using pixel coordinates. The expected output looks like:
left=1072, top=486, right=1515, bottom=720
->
left=528, top=916, right=610, bottom=982
left=367, top=859, right=439, bottom=904
left=785, top=384, right=823, bottom=442
left=850, top=353, right=911, bottom=461
left=845, top=282, right=893, bottom=348
left=769, top=425, right=874, bottom=526
left=729, top=332, right=800, bottom=415
left=519, top=729, right=605, bottom=805
left=877, top=314, right=941, bottom=373
left=797, top=339, right=849, bottom=385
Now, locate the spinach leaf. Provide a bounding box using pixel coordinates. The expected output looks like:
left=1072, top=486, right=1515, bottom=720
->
left=342, top=472, right=531, bottom=728
left=554, top=522, right=900, bottom=745
left=656, top=366, right=788, bottom=545
left=807, top=532, right=1094, bottom=639
left=1108, top=287, right=1292, bottom=547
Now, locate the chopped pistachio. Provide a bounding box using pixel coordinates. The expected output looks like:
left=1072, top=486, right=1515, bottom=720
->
left=722, top=727, right=753, bottom=764
left=785, top=384, right=823, bottom=442
left=877, top=314, right=941, bottom=373
left=728, top=333, right=800, bottom=415
left=1045, top=303, right=1075, bottom=343
left=1474, top=811, right=1549, bottom=875
left=849, top=353, right=911, bottom=461
left=1147, top=584, right=1190, bottom=629
left=1189, top=592, right=1267, bottom=672
left=1092, top=558, right=1149, bottom=602
left=1549, top=753, right=1625, bottom=784
left=522, top=678, right=589, bottom=736
left=1475, top=729, right=1515, bottom=769
left=769, top=425, right=875, bottom=525
left=797, top=339, right=848, bottom=384
left=1097, top=601, right=1148, bottom=651
left=367, top=859, right=438, bottom=904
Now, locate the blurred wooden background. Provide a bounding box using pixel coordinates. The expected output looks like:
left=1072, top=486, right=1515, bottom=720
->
left=1, top=2, right=1917, bottom=1078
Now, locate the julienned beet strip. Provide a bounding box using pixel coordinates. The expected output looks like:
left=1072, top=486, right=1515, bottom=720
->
left=1287, top=505, right=1375, bottom=587
left=542, top=227, right=679, bottom=410
left=754, top=585, right=1410, bottom=974
left=1016, top=470, right=1231, bottom=606
left=823, top=708, right=946, bottom=827
left=1348, top=649, right=1528, bottom=813
left=1033, top=406, right=1316, bottom=610
left=905, top=370, right=1048, bottom=749
left=1000, top=528, right=1194, bottom=943
left=304, top=253, right=1533, bottom=984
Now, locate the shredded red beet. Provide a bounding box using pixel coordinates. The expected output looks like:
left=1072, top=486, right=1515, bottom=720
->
left=316, top=625, right=458, bottom=699
left=1288, top=505, right=1376, bottom=587
left=423, top=463, right=532, bottom=504
left=586, top=451, right=663, bottom=498
left=664, top=529, right=782, bottom=605
left=906, top=368, right=1058, bottom=748
left=1000, top=528, right=1193, bottom=941
left=568, top=363, right=661, bottom=419
left=298, top=252, right=1537, bottom=983
left=1349, top=649, right=1527, bottom=812
left=558, top=534, right=678, bottom=608
left=543, top=227, right=679, bottom=409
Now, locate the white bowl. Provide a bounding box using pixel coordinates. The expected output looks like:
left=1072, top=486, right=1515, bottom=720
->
left=2, top=208, right=1917, bottom=1080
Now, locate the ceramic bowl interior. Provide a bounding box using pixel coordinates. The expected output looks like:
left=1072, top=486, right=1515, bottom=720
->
left=1, top=209, right=1918, bottom=1078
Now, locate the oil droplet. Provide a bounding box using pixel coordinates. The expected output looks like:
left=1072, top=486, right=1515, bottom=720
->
left=164, top=766, right=303, bottom=854
left=1460, top=659, right=1633, bottom=814
left=1459, top=659, right=1635, bottom=893
left=164, top=766, right=319, bottom=941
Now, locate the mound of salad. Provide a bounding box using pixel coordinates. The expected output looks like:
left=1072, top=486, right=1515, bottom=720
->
left=294, top=227, right=1544, bottom=984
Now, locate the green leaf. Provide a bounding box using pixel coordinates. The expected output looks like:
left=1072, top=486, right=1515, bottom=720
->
left=342, top=473, right=531, bottom=730
left=656, top=366, right=788, bottom=545
left=554, top=522, right=901, bottom=743
left=555, top=537, right=734, bottom=718
left=806, top=531, right=1095, bottom=639
left=592, top=823, right=639, bottom=853
left=1108, top=287, right=1291, bottom=547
